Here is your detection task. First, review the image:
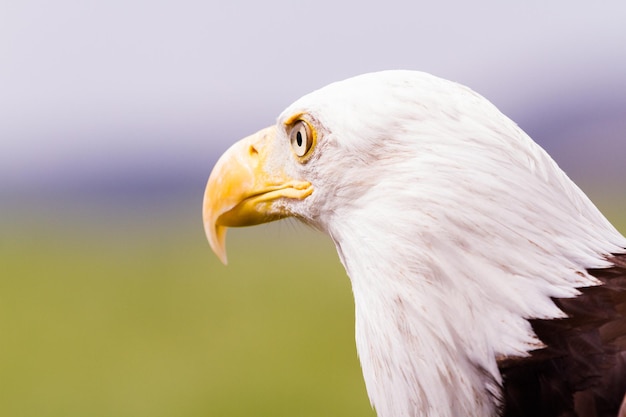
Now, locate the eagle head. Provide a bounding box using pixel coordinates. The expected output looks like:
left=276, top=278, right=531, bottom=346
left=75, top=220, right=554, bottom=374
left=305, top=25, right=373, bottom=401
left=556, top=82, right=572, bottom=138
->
left=202, top=71, right=626, bottom=417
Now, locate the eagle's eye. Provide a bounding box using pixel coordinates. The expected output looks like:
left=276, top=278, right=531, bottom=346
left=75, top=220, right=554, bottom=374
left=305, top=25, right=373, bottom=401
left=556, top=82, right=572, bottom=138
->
left=289, top=120, right=314, bottom=158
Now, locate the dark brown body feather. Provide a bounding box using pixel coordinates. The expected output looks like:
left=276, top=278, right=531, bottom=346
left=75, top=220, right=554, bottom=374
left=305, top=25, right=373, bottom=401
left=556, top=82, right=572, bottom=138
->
left=499, top=252, right=626, bottom=417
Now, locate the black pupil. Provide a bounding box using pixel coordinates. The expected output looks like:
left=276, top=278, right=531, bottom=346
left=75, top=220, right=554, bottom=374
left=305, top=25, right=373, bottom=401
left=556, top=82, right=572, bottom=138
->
left=296, top=131, right=303, bottom=147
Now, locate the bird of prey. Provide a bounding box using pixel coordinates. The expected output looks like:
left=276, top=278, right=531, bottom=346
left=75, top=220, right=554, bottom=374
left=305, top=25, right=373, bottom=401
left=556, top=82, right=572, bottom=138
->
left=202, top=71, right=626, bottom=417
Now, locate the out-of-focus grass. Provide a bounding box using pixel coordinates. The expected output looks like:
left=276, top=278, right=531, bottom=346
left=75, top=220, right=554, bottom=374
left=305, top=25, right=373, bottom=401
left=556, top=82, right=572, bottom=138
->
left=0, top=199, right=374, bottom=417
left=0, top=194, right=623, bottom=417
left=596, top=198, right=626, bottom=236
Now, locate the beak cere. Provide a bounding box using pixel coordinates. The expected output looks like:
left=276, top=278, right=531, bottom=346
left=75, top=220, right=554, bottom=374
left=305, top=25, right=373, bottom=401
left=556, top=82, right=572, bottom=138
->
left=202, top=126, right=313, bottom=264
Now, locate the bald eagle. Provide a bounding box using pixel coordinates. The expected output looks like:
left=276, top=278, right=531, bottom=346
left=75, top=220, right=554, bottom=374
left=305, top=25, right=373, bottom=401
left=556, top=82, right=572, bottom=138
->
left=202, top=71, right=626, bottom=417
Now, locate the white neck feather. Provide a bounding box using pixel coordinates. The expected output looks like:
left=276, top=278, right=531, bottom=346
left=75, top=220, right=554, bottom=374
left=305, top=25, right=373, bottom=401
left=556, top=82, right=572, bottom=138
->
left=328, top=176, right=624, bottom=417
left=320, top=108, right=625, bottom=417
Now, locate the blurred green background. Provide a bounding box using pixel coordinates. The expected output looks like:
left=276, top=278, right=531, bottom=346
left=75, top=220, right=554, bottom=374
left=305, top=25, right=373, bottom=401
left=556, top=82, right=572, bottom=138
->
left=0, top=197, right=378, bottom=417
left=1, top=192, right=624, bottom=417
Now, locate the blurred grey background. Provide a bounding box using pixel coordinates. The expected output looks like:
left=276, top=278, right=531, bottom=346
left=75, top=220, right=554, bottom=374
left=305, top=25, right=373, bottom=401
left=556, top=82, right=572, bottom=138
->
left=2, top=0, right=625, bottom=201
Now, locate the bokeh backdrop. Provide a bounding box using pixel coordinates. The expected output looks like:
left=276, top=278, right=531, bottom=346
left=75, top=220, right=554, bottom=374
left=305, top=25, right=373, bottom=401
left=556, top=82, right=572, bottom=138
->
left=1, top=1, right=625, bottom=417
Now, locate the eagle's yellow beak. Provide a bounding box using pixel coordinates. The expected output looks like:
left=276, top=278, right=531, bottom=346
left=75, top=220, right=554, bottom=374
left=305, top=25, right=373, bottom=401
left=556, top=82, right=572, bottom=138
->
left=202, top=126, right=313, bottom=264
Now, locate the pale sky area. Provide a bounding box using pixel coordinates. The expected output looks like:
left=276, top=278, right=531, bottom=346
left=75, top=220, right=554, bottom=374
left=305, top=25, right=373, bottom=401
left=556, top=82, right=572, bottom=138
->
left=1, top=1, right=625, bottom=193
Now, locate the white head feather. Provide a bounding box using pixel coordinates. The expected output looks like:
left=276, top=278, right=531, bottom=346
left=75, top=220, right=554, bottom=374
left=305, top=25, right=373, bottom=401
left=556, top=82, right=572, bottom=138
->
left=272, top=71, right=626, bottom=417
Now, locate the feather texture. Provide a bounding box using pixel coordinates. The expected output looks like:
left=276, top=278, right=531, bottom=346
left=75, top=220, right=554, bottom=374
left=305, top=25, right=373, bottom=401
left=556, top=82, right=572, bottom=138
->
left=275, top=71, right=626, bottom=417
left=501, top=253, right=626, bottom=417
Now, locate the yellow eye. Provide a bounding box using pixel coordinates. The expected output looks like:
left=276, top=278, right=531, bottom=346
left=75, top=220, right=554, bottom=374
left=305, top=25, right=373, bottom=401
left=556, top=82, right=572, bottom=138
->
left=289, top=120, right=314, bottom=158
